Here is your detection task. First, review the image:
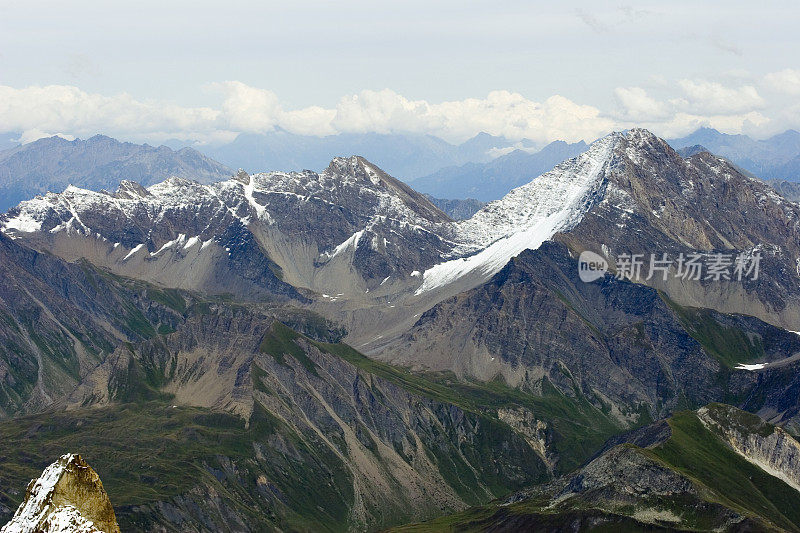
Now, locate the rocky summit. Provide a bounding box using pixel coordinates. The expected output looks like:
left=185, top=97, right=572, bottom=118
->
left=1, top=454, right=119, bottom=533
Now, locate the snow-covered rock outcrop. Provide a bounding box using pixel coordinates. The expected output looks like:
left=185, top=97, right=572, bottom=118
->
left=1, top=454, right=119, bottom=533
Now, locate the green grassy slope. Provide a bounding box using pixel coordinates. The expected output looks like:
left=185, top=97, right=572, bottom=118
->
left=0, top=322, right=624, bottom=531
left=392, top=405, right=800, bottom=532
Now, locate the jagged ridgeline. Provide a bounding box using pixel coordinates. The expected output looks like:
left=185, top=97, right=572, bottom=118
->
left=1, top=129, right=800, bottom=531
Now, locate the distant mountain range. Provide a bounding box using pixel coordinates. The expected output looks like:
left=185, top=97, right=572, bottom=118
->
left=7, top=127, right=800, bottom=215
left=668, top=127, right=800, bottom=182
left=411, top=127, right=800, bottom=203
left=0, top=135, right=233, bottom=211
left=410, top=139, right=588, bottom=201
left=424, top=195, right=485, bottom=220
left=201, top=129, right=533, bottom=179
left=0, top=133, right=19, bottom=152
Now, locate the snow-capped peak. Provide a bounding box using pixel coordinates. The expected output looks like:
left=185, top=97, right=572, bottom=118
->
left=0, top=454, right=119, bottom=533
left=415, top=132, right=621, bottom=294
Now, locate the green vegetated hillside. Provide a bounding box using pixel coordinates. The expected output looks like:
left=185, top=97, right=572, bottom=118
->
left=392, top=404, right=800, bottom=532
left=0, top=317, right=624, bottom=532
left=3, top=234, right=800, bottom=531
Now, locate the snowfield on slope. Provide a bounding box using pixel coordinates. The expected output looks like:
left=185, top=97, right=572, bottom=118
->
left=415, top=133, right=619, bottom=294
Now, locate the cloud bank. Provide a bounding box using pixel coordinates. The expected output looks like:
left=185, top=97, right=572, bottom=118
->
left=1, top=70, right=798, bottom=146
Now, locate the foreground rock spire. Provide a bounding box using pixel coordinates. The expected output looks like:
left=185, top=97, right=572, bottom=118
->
left=0, top=454, right=120, bottom=533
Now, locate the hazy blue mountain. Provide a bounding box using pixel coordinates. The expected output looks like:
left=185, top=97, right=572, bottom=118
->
left=205, top=129, right=517, bottom=179
left=676, top=144, right=709, bottom=158
left=409, top=139, right=588, bottom=201
left=764, top=178, right=800, bottom=202
left=0, top=135, right=233, bottom=211
left=0, top=132, right=20, bottom=152
left=669, top=127, right=800, bottom=181
left=453, top=131, right=537, bottom=161
left=424, top=194, right=485, bottom=220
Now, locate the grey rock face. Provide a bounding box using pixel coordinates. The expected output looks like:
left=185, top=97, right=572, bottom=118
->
left=560, top=129, right=800, bottom=331
left=1, top=157, right=452, bottom=301
left=0, top=233, right=185, bottom=418
left=424, top=195, right=485, bottom=220
left=60, top=308, right=547, bottom=531
left=384, top=240, right=800, bottom=427
left=698, top=403, right=800, bottom=492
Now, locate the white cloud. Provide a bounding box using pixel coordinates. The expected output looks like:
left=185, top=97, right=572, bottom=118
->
left=0, top=84, right=219, bottom=143
left=614, top=87, right=670, bottom=121
left=0, top=76, right=797, bottom=146
left=676, top=80, right=765, bottom=115
left=330, top=89, right=614, bottom=144
left=280, top=106, right=337, bottom=137
left=212, top=81, right=281, bottom=132
left=763, top=69, right=800, bottom=95
left=16, top=130, right=75, bottom=144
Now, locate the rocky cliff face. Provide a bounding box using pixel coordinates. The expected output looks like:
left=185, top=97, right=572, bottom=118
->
left=1, top=454, right=119, bottom=533
left=560, top=129, right=800, bottom=331
left=0, top=309, right=551, bottom=532
left=383, top=240, right=800, bottom=425
left=0, top=157, right=452, bottom=303
left=0, top=232, right=188, bottom=418
left=698, top=403, right=800, bottom=492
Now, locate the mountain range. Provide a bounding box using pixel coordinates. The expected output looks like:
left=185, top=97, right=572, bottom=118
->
left=2, top=129, right=800, bottom=531
left=668, top=127, right=800, bottom=182
left=409, top=139, right=588, bottom=201
left=201, top=129, right=531, bottom=180
left=7, top=127, right=800, bottom=214
left=0, top=135, right=233, bottom=212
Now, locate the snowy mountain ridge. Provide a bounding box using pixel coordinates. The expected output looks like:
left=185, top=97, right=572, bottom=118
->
left=2, top=156, right=446, bottom=240
left=0, top=133, right=634, bottom=304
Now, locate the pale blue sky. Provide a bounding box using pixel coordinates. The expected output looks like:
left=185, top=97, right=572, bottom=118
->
left=1, top=0, right=799, bottom=144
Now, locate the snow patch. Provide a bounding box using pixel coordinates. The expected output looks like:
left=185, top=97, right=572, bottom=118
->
left=122, top=243, right=144, bottom=261
left=2, top=212, right=42, bottom=234
left=322, top=230, right=364, bottom=260
left=735, top=362, right=768, bottom=371
left=183, top=236, right=200, bottom=249
left=151, top=234, right=186, bottom=256
left=37, top=506, right=102, bottom=533
left=362, top=162, right=382, bottom=185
